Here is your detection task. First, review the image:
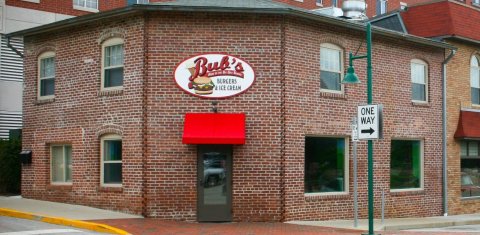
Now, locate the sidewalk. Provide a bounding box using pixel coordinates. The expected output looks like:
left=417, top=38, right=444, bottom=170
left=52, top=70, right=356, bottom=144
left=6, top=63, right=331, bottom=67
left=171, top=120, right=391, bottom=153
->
left=2, top=195, right=480, bottom=234
left=289, top=213, right=480, bottom=231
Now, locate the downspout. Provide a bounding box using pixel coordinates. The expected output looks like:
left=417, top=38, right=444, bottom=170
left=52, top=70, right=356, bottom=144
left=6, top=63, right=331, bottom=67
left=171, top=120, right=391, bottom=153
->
left=6, top=36, right=24, bottom=58
left=442, top=48, right=456, bottom=217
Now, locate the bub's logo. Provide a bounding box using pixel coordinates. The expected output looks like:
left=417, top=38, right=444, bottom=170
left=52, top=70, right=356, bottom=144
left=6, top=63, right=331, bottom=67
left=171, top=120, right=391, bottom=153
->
left=174, top=53, right=255, bottom=99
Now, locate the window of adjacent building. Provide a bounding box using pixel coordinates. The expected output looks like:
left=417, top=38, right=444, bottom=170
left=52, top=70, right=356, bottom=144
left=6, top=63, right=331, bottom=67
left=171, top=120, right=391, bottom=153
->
left=101, top=134, right=122, bottom=186
left=316, top=0, right=323, bottom=6
left=73, top=0, right=98, bottom=11
left=101, top=38, right=124, bottom=90
left=38, top=52, right=55, bottom=99
left=473, top=0, right=480, bottom=5
left=376, top=0, right=388, bottom=15
left=304, top=136, right=348, bottom=194
left=461, top=140, right=480, bottom=198
left=51, top=145, right=72, bottom=184
left=390, top=140, right=423, bottom=191
left=320, top=43, right=343, bottom=93
left=127, top=0, right=149, bottom=5
left=471, top=55, right=480, bottom=105
left=332, top=0, right=338, bottom=7
left=411, top=59, right=428, bottom=102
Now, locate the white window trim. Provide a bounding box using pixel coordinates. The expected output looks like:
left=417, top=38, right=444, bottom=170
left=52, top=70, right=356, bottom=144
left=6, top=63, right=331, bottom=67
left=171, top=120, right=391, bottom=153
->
left=411, top=59, right=429, bottom=103
left=101, top=38, right=124, bottom=91
left=38, top=51, right=55, bottom=100
left=73, top=0, right=99, bottom=12
left=50, top=144, right=72, bottom=185
left=137, top=0, right=149, bottom=3
left=100, top=134, right=122, bottom=187
left=320, top=43, right=344, bottom=94
left=390, top=138, right=424, bottom=192
left=304, top=136, right=350, bottom=196
left=21, top=0, right=40, bottom=3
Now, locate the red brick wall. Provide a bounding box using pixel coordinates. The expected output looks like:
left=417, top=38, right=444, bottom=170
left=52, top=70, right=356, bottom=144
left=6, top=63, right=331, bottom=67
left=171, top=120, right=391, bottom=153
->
left=283, top=17, right=445, bottom=220
left=445, top=40, right=480, bottom=215
left=143, top=12, right=284, bottom=221
left=22, top=15, right=146, bottom=214
left=22, top=10, right=446, bottom=221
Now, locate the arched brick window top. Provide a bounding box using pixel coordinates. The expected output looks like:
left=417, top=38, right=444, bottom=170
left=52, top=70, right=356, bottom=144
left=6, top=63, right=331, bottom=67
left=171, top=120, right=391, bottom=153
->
left=96, top=125, right=123, bottom=138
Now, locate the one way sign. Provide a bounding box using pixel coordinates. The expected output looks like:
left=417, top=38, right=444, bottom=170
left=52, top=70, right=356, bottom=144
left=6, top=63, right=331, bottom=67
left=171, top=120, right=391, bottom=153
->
left=357, top=104, right=383, bottom=140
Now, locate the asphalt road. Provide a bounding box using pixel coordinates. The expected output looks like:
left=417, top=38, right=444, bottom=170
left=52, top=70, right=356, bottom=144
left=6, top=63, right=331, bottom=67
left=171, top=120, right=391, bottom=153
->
left=0, top=216, right=104, bottom=235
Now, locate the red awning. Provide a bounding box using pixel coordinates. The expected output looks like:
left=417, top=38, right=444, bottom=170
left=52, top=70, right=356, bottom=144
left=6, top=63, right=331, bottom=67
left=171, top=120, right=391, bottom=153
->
left=182, top=113, right=245, bottom=144
left=454, top=110, right=480, bottom=139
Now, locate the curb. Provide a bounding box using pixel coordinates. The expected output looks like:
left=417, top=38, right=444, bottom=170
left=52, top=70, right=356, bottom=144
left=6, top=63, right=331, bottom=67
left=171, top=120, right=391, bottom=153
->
left=0, top=208, right=131, bottom=234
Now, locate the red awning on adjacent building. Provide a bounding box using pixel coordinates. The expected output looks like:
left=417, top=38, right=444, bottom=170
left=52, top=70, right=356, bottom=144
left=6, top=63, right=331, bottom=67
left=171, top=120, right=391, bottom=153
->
left=182, top=113, right=245, bottom=144
left=454, top=110, right=480, bottom=139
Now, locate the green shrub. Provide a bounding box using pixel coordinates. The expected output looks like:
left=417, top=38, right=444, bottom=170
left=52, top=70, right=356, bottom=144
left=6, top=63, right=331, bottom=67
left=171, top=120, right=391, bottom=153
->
left=0, top=138, right=21, bottom=194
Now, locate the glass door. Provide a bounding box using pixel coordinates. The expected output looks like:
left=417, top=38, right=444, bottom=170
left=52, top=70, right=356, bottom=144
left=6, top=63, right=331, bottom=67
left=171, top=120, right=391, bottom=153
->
left=197, top=145, right=232, bottom=222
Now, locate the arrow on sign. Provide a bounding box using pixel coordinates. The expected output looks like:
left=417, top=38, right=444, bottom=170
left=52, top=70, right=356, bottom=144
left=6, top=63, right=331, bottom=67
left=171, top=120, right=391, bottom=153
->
left=361, top=127, right=375, bottom=135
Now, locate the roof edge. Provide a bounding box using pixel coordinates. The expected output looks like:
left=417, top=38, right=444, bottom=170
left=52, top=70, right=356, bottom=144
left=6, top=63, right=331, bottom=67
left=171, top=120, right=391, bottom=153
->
left=6, top=3, right=456, bottom=50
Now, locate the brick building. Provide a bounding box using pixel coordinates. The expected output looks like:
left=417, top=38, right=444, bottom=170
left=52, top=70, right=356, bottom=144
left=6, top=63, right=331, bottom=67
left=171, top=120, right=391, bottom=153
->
left=8, top=0, right=454, bottom=221
left=370, top=0, right=480, bottom=216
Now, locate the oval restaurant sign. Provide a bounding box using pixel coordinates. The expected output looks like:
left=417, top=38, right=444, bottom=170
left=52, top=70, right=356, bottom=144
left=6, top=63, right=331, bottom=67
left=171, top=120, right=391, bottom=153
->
left=174, top=53, right=255, bottom=99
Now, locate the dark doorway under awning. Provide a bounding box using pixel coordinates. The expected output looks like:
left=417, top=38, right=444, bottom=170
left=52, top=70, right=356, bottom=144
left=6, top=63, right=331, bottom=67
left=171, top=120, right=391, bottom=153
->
left=182, top=113, right=245, bottom=145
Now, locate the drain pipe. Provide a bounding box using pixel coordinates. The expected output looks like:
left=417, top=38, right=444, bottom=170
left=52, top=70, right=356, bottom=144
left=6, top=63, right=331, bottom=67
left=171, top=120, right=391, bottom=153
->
left=6, top=36, right=24, bottom=58
left=442, top=48, right=456, bottom=217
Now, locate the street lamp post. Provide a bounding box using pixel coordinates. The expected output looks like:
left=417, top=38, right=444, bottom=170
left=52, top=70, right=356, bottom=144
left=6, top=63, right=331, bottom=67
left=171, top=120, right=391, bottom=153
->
left=342, top=22, right=375, bottom=235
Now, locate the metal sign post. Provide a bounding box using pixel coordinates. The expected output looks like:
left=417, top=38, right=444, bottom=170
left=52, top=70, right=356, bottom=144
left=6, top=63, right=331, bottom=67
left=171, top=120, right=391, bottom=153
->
left=351, top=117, right=359, bottom=228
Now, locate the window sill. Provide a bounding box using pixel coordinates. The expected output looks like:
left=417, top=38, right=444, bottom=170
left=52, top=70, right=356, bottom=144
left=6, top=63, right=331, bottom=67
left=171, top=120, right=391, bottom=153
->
left=320, top=91, right=347, bottom=100
left=390, top=189, right=424, bottom=196
left=305, top=192, right=350, bottom=201
left=21, top=0, right=40, bottom=3
left=73, top=5, right=99, bottom=13
left=99, top=186, right=123, bottom=192
left=47, top=184, right=72, bottom=191
left=36, top=97, right=55, bottom=105
left=461, top=196, right=480, bottom=201
left=98, top=89, right=123, bottom=97
left=472, top=3, right=480, bottom=8
left=411, top=101, right=430, bottom=107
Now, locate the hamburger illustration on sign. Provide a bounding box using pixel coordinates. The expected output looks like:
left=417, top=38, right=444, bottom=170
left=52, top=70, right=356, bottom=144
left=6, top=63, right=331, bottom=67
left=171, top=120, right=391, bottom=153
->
left=174, top=53, right=256, bottom=99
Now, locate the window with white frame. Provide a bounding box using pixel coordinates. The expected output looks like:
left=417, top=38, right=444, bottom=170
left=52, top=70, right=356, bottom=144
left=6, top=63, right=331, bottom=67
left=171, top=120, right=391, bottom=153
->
left=461, top=140, right=480, bottom=197
left=390, top=139, right=423, bottom=191
left=320, top=43, right=343, bottom=92
left=304, top=136, right=348, bottom=194
left=101, top=134, right=122, bottom=186
left=51, top=145, right=72, bottom=184
left=127, top=0, right=149, bottom=5
left=316, top=0, right=323, bottom=6
left=73, top=0, right=98, bottom=10
left=38, top=52, right=55, bottom=99
left=380, top=0, right=387, bottom=14
left=411, top=59, right=428, bottom=102
left=473, top=0, right=480, bottom=5
left=471, top=55, right=480, bottom=105
left=102, top=38, right=124, bottom=90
